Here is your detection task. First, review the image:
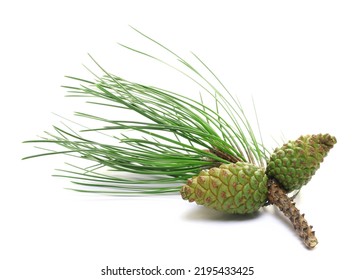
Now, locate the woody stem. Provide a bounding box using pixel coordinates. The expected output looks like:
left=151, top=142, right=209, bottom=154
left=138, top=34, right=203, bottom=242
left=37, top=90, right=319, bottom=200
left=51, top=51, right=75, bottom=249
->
left=267, top=179, right=318, bottom=249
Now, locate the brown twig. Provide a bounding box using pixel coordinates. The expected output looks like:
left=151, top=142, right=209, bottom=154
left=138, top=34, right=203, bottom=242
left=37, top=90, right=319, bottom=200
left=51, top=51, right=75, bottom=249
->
left=209, top=148, right=240, bottom=163
left=267, top=179, right=318, bottom=249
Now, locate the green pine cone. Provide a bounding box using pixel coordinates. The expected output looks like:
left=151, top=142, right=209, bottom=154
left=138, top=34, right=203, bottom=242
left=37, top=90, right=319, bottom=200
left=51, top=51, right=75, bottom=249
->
left=266, top=134, right=336, bottom=192
left=180, top=162, right=268, bottom=214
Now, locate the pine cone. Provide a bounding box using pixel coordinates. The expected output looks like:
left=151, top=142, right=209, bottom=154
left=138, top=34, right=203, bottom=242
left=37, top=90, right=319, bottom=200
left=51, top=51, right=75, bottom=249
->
left=180, top=162, right=268, bottom=214
left=266, top=134, right=336, bottom=192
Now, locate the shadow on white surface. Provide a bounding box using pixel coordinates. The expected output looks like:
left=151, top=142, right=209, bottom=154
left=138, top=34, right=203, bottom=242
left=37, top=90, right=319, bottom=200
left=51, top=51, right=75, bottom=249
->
left=183, top=205, right=262, bottom=221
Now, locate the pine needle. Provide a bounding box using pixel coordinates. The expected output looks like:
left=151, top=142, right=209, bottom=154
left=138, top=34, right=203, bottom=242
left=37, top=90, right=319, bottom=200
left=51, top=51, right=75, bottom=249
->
left=23, top=28, right=269, bottom=195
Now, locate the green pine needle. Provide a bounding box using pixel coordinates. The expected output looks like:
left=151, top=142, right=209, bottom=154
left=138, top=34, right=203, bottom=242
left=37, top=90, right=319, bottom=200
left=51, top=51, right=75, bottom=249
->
left=23, top=28, right=269, bottom=195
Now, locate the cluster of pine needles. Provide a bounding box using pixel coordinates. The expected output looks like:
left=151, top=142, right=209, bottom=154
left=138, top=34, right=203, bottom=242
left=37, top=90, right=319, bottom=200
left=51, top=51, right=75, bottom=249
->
left=24, top=28, right=269, bottom=195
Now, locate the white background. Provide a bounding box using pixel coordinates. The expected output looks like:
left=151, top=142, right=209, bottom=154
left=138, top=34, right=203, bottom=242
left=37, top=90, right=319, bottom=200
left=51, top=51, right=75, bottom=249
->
left=1, top=1, right=355, bottom=279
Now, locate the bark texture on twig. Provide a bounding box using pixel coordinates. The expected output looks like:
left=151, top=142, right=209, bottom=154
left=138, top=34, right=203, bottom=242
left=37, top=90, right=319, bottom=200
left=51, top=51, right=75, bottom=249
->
left=267, top=179, right=318, bottom=249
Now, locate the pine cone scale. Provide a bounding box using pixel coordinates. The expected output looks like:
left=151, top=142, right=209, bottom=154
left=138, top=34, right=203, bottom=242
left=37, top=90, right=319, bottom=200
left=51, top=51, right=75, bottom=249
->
left=266, top=134, right=336, bottom=192
left=180, top=162, right=268, bottom=214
